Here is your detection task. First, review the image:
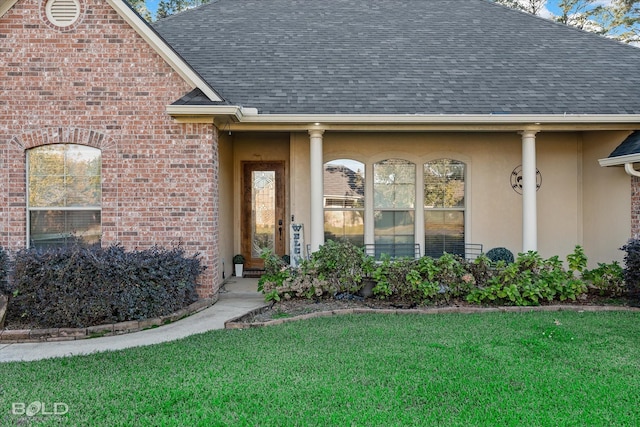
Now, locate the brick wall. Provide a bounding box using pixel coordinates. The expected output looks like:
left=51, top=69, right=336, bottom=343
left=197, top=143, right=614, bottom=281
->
left=0, top=0, right=219, bottom=297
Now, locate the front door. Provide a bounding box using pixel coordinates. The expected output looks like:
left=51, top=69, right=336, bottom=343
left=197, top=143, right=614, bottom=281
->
left=241, top=161, right=286, bottom=269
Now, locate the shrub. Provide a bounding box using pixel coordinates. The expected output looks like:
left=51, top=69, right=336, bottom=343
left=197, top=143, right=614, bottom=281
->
left=0, top=246, right=9, bottom=295
left=5, top=244, right=203, bottom=328
left=466, top=254, right=495, bottom=288
left=621, top=238, right=640, bottom=296
left=583, top=261, right=626, bottom=297
left=467, top=251, right=587, bottom=306
left=372, top=256, right=422, bottom=302
left=433, top=253, right=472, bottom=299
left=308, top=239, right=372, bottom=294
left=566, top=245, right=588, bottom=276
left=486, top=247, right=515, bottom=264
left=258, top=250, right=331, bottom=301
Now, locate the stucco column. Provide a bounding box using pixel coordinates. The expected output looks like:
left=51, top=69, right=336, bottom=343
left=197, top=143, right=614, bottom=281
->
left=521, top=130, right=538, bottom=252
left=308, top=128, right=325, bottom=253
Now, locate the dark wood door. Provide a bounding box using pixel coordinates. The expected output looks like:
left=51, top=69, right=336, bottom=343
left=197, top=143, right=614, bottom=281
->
left=241, top=161, right=286, bottom=269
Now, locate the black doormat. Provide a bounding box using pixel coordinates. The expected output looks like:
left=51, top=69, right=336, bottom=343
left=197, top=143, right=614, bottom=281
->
left=243, top=269, right=265, bottom=278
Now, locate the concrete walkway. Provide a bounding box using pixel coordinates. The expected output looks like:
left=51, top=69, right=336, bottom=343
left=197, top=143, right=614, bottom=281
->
left=0, top=278, right=264, bottom=363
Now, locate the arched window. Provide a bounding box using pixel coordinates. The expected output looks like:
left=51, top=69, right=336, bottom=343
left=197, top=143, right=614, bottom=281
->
left=424, top=159, right=465, bottom=257
left=27, top=144, right=101, bottom=248
left=323, top=159, right=365, bottom=246
left=373, top=159, right=415, bottom=256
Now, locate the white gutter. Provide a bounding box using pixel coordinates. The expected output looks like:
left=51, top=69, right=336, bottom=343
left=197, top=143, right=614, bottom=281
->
left=625, top=163, right=640, bottom=177
left=167, top=105, right=245, bottom=121
left=165, top=107, right=640, bottom=125
left=233, top=113, right=640, bottom=125
left=598, top=154, right=640, bottom=178
left=598, top=153, right=640, bottom=167
left=106, top=0, right=222, bottom=102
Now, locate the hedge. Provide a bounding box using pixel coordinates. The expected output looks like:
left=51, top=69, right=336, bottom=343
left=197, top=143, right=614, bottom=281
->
left=4, top=244, right=204, bottom=328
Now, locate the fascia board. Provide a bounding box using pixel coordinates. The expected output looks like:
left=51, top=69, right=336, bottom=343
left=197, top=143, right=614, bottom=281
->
left=0, top=0, right=19, bottom=18
left=166, top=105, right=244, bottom=121
left=167, top=108, right=640, bottom=128
left=106, top=0, right=222, bottom=102
left=237, top=114, right=640, bottom=125
left=598, top=153, right=640, bottom=167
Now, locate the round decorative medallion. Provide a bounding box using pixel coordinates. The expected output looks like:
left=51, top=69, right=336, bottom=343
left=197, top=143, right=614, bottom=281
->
left=510, top=165, right=542, bottom=194
left=45, top=0, right=81, bottom=28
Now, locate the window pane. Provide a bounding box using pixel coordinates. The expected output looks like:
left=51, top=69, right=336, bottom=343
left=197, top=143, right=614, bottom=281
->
left=28, top=145, right=65, bottom=176
left=28, top=144, right=102, bottom=248
left=30, top=210, right=101, bottom=248
left=374, top=210, right=414, bottom=237
left=28, top=144, right=101, bottom=208
left=324, top=210, right=364, bottom=246
left=324, top=160, right=364, bottom=209
left=66, top=175, right=101, bottom=206
left=374, top=159, right=415, bottom=209
left=29, top=175, right=66, bottom=207
left=424, top=159, right=465, bottom=208
left=424, top=210, right=464, bottom=258
left=251, top=171, right=275, bottom=258
left=65, top=144, right=102, bottom=177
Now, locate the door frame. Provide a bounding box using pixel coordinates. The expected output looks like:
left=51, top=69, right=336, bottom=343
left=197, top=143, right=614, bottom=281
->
left=241, top=161, right=287, bottom=269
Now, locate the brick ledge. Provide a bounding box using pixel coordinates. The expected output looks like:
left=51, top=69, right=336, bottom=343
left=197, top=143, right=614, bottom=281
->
left=0, top=296, right=218, bottom=343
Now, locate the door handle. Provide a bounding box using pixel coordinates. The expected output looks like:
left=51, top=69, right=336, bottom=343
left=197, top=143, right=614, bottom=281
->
left=278, top=219, right=283, bottom=240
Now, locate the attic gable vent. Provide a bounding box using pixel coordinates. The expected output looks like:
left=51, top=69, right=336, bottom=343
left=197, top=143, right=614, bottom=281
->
left=45, top=0, right=81, bottom=27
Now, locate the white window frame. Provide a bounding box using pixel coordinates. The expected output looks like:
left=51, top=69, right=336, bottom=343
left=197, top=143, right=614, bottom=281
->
left=26, top=144, right=102, bottom=248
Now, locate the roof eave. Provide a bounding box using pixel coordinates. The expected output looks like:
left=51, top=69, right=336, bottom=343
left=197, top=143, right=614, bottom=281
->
left=166, top=107, right=640, bottom=131
left=598, top=153, right=640, bottom=167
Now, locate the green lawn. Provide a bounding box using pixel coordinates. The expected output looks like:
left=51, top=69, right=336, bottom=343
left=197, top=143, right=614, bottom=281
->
left=1, top=311, right=639, bottom=426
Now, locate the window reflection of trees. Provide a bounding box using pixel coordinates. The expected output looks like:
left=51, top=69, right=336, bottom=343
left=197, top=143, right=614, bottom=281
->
left=424, top=159, right=465, bottom=258
left=373, top=159, right=415, bottom=246
left=323, top=159, right=365, bottom=246
left=28, top=144, right=102, bottom=248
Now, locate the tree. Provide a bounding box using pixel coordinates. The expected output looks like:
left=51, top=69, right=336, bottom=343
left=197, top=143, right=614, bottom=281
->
left=124, top=0, right=152, bottom=22
left=491, top=0, right=640, bottom=45
left=493, top=0, right=547, bottom=14
left=156, top=0, right=210, bottom=20
left=594, top=0, right=640, bottom=44
left=554, top=0, right=599, bottom=31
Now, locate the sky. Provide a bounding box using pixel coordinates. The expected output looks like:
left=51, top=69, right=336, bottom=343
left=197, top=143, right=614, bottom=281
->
left=144, top=1, right=571, bottom=21
left=143, top=1, right=615, bottom=23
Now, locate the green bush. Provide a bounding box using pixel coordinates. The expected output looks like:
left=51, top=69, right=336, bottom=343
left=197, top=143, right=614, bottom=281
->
left=621, top=238, right=640, bottom=296
left=0, top=246, right=8, bottom=295
left=258, top=250, right=330, bottom=301
left=371, top=256, right=422, bottom=302
left=583, top=261, right=626, bottom=297
left=486, top=247, right=515, bottom=264
left=5, top=244, right=203, bottom=328
left=258, top=241, right=624, bottom=307
left=309, top=239, right=372, bottom=294
left=467, top=251, right=587, bottom=306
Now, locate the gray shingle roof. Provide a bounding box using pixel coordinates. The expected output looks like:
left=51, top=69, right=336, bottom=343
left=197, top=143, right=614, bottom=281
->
left=154, top=0, right=640, bottom=115
left=607, top=131, right=640, bottom=158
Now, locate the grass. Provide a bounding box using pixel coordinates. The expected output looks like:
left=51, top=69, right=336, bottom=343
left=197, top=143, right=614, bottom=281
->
left=1, top=311, right=639, bottom=426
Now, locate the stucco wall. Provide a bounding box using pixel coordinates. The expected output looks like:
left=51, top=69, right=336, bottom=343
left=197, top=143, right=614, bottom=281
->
left=279, top=130, right=629, bottom=263
left=0, top=0, right=219, bottom=297
left=218, top=132, right=234, bottom=280
left=582, top=131, right=631, bottom=266
left=231, top=132, right=291, bottom=257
